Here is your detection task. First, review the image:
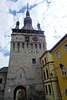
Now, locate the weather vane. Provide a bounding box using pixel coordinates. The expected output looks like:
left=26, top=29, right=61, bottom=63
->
left=27, top=3, right=29, bottom=10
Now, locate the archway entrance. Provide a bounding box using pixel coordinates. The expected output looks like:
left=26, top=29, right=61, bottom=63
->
left=14, top=86, right=27, bottom=100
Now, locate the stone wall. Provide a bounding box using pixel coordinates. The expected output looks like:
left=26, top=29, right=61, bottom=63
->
left=4, top=32, right=47, bottom=100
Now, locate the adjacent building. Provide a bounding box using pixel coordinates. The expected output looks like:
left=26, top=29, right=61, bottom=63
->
left=0, top=67, right=8, bottom=100
left=40, top=50, right=61, bottom=100
left=50, top=34, right=67, bottom=100
left=4, top=6, right=47, bottom=100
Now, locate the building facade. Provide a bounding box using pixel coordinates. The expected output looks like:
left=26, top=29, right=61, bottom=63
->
left=4, top=7, right=47, bottom=100
left=0, top=67, right=8, bottom=100
left=40, top=50, right=61, bottom=100
left=50, top=34, right=67, bottom=100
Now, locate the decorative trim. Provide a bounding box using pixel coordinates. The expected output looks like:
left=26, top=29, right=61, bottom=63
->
left=44, top=80, right=58, bottom=84
left=12, top=29, right=44, bottom=34
left=42, top=61, right=54, bottom=68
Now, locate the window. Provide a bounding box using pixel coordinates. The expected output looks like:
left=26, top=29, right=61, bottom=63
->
left=22, top=43, right=24, bottom=48
left=42, top=60, right=44, bottom=66
left=27, top=43, right=29, bottom=48
left=39, top=44, right=41, bottom=48
left=2, top=89, right=4, bottom=93
left=0, top=78, right=2, bottom=83
left=13, top=43, right=15, bottom=51
left=20, top=74, right=22, bottom=78
left=59, top=63, right=66, bottom=75
left=20, top=74, right=22, bottom=80
left=44, top=57, right=46, bottom=64
left=31, top=44, right=33, bottom=49
left=18, top=43, right=20, bottom=52
left=25, top=37, right=29, bottom=42
left=48, top=85, right=51, bottom=94
left=32, top=58, right=36, bottom=64
left=44, top=72, right=46, bottom=80
left=45, top=85, right=48, bottom=94
left=65, top=89, right=67, bottom=95
left=35, top=44, right=37, bottom=49
left=56, top=51, right=61, bottom=59
left=46, top=69, right=49, bottom=79
left=65, top=45, right=67, bottom=52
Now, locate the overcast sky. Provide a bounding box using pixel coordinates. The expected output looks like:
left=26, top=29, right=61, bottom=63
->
left=0, top=0, right=67, bottom=68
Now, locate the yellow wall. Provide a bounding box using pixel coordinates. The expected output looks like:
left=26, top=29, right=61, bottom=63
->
left=52, top=40, right=67, bottom=100
left=41, top=51, right=61, bottom=100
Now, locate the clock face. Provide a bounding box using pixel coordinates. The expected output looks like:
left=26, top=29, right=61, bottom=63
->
left=32, top=37, right=38, bottom=42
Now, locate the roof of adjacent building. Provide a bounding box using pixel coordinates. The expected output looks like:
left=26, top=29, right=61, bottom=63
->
left=0, top=67, right=8, bottom=73
left=40, top=50, right=50, bottom=59
left=50, top=34, right=67, bottom=53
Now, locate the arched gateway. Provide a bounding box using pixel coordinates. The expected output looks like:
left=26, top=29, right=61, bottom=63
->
left=14, top=86, right=27, bottom=100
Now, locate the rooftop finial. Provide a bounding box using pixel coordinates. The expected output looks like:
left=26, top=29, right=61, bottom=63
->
left=27, top=3, right=29, bottom=10
left=26, top=3, right=30, bottom=17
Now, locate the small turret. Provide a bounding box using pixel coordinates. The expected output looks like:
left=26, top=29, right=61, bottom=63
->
left=15, top=21, right=20, bottom=29
left=37, top=23, right=41, bottom=30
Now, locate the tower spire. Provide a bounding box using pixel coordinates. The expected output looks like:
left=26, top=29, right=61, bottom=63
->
left=22, top=3, right=34, bottom=29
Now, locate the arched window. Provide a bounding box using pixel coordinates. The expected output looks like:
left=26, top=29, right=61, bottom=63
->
left=45, top=85, right=48, bottom=94
left=44, top=57, right=46, bottom=64
left=31, top=44, right=33, bottom=49
left=46, top=69, right=49, bottom=79
left=18, top=43, right=20, bottom=52
left=44, top=71, right=46, bottom=80
left=27, top=43, right=29, bottom=48
left=39, top=44, right=41, bottom=49
left=22, top=43, right=24, bottom=48
left=35, top=44, right=37, bottom=49
left=42, top=60, right=44, bottom=66
left=48, top=85, right=51, bottom=93
left=13, top=43, right=15, bottom=51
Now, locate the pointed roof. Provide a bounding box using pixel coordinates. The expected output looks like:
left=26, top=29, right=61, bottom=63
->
left=12, top=4, right=44, bottom=34
left=22, top=4, right=34, bottom=30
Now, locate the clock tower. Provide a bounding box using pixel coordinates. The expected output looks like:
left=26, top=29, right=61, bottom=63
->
left=4, top=6, right=47, bottom=100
